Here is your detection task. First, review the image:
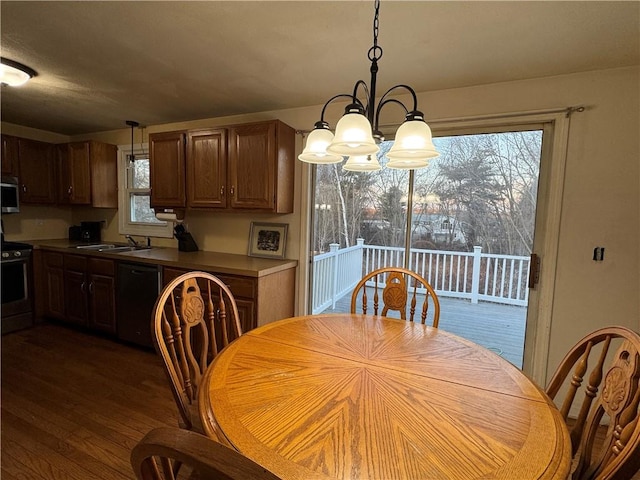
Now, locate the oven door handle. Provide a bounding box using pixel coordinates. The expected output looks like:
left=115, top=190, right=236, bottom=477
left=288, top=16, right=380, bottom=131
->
left=1, top=257, right=29, bottom=265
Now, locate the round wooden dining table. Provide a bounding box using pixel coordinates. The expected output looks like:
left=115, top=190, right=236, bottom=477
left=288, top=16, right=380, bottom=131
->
left=199, top=313, right=571, bottom=480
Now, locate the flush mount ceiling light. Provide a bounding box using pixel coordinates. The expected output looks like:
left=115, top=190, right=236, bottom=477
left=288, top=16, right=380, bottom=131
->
left=298, top=0, right=439, bottom=171
left=0, top=57, right=37, bottom=87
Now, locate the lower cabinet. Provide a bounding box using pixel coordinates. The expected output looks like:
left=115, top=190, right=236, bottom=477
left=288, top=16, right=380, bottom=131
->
left=59, top=254, right=117, bottom=334
left=39, top=249, right=295, bottom=341
left=42, top=251, right=65, bottom=320
left=162, top=265, right=296, bottom=332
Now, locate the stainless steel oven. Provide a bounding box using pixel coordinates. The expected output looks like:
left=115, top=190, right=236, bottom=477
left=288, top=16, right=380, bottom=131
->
left=1, top=241, right=34, bottom=334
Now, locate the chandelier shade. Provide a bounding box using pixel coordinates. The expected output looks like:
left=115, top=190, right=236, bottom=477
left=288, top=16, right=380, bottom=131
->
left=298, top=0, right=438, bottom=171
left=342, top=155, right=382, bottom=172
left=326, top=111, right=380, bottom=156
left=298, top=127, right=344, bottom=164
left=385, top=119, right=439, bottom=163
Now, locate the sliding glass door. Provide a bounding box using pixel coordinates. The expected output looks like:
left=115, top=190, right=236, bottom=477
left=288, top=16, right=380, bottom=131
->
left=309, top=125, right=546, bottom=369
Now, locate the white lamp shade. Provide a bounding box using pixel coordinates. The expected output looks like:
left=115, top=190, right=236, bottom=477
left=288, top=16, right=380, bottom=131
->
left=386, top=157, right=431, bottom=169
left=0, top=63, right=32, bottom=87
left=298, top=128, right=343, bottom=164
left=342, top=155, right=382, bottom=172
left=326, top=113, right=379, bottom=156
left=386, top=121, right=440, bottom=164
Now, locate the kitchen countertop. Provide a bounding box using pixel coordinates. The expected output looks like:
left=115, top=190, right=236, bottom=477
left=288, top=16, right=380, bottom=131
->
left=28, top=239, right=298, bottom=278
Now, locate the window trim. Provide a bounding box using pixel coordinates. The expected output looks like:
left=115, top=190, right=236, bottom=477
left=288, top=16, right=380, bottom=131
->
left=117, top=144, right=173, bottom=238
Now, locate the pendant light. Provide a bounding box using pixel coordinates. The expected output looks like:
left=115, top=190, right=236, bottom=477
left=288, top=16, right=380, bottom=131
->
left=298, top=0, right=439, bottom=171
left=126, top=120, right=139, bottom=162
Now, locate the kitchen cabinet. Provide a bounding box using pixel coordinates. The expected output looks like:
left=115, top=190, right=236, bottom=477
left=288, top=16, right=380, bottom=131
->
left=162, top=263, right=295, bottom=333
left=57, top=140, right=118, bottom=207
left=63, top=254, right=117, bottom=333
left=150, top=131, right=186, bottom=209
left=228, top=120, right=294, bottom=213
left=18, top=137, right=57, bottom=204
left=162, top=267, right=255, bottom=333
left=149, top=119, right=295, bottom=213
left=186, top=128, right=227, bottom=208
left=1, top=134, right=19, bottom=177
left=41, top=251, right=65, bottom=320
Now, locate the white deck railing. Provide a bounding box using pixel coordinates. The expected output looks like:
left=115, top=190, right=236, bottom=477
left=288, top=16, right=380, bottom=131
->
left=312, top=240, right=531, bottom=314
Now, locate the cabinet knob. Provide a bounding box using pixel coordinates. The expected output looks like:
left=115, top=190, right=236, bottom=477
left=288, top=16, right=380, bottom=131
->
left=89, top=282, right=94, bottom=294
left=22, top=184, right=27, bottom=193
left=81, top=281, right=86, bottom=293
left=68, top=186, right=73, bottom=196
left=230, top=186, right=235, bottom=197
left=220, top=186, right=225, bottom=196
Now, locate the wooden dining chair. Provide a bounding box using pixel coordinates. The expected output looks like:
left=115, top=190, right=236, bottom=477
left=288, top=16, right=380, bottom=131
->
left=350, top=267, right=440, bottom=327
left=545, top=326, right=640, bottom=480
left=131, top=427, right=281, bottom=480
left=152, top=271, right=243, bottom=435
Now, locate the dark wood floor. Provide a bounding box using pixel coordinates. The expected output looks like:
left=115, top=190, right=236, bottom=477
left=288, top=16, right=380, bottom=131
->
left=1, top=323, right=178, bottom=480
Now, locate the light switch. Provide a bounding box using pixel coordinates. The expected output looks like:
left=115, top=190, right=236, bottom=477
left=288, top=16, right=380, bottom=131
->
left=593, top=247, right=605, bottom=261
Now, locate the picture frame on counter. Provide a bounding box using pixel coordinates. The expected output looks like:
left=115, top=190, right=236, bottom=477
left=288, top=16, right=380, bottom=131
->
left=248, top=222, right=288, bottom=259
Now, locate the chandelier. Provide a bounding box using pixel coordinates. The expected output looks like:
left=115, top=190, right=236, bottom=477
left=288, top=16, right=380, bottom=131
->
left=298, top=0, right=439, bottom=171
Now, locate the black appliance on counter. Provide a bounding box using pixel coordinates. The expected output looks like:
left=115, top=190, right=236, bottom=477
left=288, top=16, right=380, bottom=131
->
left=174, top=223, right=198, bottom=252
left=1, top=239, right=34, bottom=334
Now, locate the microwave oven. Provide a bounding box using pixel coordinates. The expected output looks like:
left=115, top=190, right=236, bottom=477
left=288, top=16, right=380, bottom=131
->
left=1, top=177, right=20, bottom=213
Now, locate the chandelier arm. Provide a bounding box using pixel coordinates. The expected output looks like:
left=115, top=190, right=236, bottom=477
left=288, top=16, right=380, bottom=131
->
left=377, top=84, right=419, bottom=112
left=350, top=80, right=370, bottom=110
left=319, top=94, right=359, bottom=123
left=374, top=98, right=409, bottom=130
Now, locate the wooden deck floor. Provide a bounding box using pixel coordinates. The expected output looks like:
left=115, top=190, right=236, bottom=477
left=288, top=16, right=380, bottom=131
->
left=322, top=292, right=526, bottom=368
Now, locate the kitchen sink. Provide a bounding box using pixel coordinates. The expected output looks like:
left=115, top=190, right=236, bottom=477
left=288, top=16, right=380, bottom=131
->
left=73, top=244, right=151, bottom=253
left=105, top=246, right=152, bottom=253
left=74, top=244, right=116, bottom=251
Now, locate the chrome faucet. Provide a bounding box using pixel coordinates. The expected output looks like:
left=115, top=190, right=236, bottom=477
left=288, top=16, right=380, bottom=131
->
left=125, top=235, right=139, bottom=247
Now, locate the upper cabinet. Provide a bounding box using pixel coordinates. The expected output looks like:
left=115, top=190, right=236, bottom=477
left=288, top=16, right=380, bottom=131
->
left=150, top=131, right=186, bottom=209
left=18, top=137, right=57, bottom=204
left=1, top=134, right=19, bottom=177
left=58, top=140, right=118, bottom=208
left=150, top=119, right=295, bottom=214
left=228, top=121, right=294, bottom=213
left=186, top=128, right=227, bottom=209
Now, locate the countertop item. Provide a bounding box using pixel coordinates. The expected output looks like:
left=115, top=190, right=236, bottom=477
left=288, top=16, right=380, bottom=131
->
left=27, top=239, right=297, bottom=277
left=199, top=313, right=571, bottom=480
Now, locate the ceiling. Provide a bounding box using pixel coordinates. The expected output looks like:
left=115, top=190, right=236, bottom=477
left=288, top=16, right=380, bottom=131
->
left=1, top=1, right=639, bottom=136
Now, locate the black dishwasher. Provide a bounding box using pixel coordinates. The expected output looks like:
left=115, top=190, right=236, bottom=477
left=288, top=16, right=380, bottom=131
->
left=117, top=262, right=160, bottom=348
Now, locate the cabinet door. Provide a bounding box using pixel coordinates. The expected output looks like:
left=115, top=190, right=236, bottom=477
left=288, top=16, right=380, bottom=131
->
left=65, top=142, right=92, bottom=204
left=18, top=138, right=57, bottom=204
left=228, top=122, right=276, bottom=210
left=235, top=298, right=256, bottom=333
left=64, top=269, right=88, bottom=326
left=89, top=141, right=118, bottom=208
left=187, top=129, right=227, bottom=208
left=1, top=134, right=19, bottom=176
left=87, top=257, right=116, bottom=333
left=42, top=252, right=65, bottom=319
left=88, top=273, right=116, bottom=333
left=149, top=131, right=186, bottom=208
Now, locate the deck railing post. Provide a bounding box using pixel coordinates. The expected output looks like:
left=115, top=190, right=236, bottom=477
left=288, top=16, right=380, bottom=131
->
left=471, top=246, right=482, bottom=304
left=329, top=243, right=340, bottom=309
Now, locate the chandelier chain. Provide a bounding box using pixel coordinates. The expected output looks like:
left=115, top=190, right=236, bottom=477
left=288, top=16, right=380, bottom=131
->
left=368, top=0, right=383, bottom=62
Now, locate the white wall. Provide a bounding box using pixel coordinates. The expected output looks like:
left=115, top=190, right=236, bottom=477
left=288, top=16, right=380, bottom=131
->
left=3, top=65, right=638, bottom=382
